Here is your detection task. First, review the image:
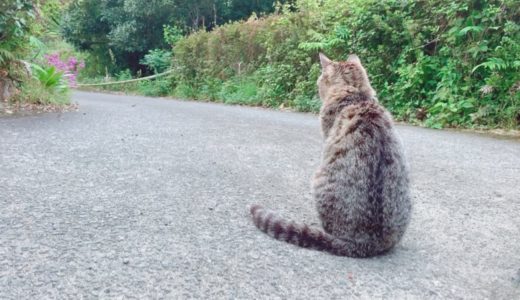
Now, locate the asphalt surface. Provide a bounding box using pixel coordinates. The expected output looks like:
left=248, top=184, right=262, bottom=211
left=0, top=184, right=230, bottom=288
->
left=1, top=91, right=519, bottom=299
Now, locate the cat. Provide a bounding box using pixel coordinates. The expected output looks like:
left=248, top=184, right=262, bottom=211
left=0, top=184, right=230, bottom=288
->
left=250, top=53, right=411, bottom=257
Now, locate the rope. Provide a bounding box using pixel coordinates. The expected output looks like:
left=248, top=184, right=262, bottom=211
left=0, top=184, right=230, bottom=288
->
left=77, top=69, right=175, bottom=87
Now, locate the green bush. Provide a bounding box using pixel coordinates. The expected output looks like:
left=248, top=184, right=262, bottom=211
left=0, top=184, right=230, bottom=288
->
left=218, top=76, right=261, bottom=105
left=31, top=64, right=68, bottom=93
left=0, top=0, right=35, bottom=67
left=1, top=0, right=75, bottom=106
left=171, top=0, right=520, bottom=129
left=138, top=78, right=171, bottom=96
left=14, top=77, right=70, bottom=105
left=140, top=49, right=172, bottom=74
left=116, top=69, right=133, bottom=81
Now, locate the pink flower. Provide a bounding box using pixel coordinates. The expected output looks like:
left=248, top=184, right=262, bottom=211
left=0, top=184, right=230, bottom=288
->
left=44, top=53, right=85, bottom=87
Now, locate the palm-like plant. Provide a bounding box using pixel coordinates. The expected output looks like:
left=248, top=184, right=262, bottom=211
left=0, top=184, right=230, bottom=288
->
left=31, top=64, right=68, bottom=93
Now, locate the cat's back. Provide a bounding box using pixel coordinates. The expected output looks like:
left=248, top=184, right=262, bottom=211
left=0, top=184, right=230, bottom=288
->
left=319, top=99, right=411, bottom=243
left=322, top=99, right=409, bottom=200
left=325, top=100, right=403, bottom=159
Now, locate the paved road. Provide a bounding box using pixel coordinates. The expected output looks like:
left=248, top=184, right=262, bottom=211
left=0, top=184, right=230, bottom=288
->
left=1, top=91, right=519, bottom=299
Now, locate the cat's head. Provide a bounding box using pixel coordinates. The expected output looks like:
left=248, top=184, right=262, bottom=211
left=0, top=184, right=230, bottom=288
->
left=317, top=53, right=375, bottom=102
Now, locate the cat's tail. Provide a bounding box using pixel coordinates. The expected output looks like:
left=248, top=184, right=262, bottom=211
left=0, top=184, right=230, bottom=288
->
left=249, top=204, right=381, bottom=258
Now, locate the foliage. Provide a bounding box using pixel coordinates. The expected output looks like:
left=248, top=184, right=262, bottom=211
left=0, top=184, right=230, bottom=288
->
left=163, top=25, right=184, bottom=48
left=138, top=78, right=172, bottom=96
left=1, top=0, right=71, bottom=66
left=217, top=76, right=261, bottom=106
left=170, top=0, right=520, bottom=128
left=1, top=0, right=73, bottom=107
left=0, top=0, right=35, bottom=67
left=116, top=69, right=133, bottom=81
left=31, top=64, right=67, bottom=92
left=61, top=0, right=140, bottom=74
left=44, top=53, right=85, bottom=87
left=13, top=76, right=71, bottom=105
left=140, top=49, right=172, bottom=74
left=32, top=65, right=66, bottom=89
left=62, top=0, right=293, bottom=75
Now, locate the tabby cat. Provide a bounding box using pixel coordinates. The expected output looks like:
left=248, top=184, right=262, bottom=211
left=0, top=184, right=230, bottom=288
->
left=250, top=53, right=411, bottom=257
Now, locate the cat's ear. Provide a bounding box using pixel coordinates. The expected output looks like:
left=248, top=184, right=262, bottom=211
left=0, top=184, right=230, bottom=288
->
left=347, top=54, right=361, bottom=64
left=319, top=52, right=332, bottom=69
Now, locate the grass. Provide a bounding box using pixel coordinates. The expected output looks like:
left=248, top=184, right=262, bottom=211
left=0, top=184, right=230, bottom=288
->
left=79, top=74, right=322, bottom=113
left=14, top=78, right=71, bottom=105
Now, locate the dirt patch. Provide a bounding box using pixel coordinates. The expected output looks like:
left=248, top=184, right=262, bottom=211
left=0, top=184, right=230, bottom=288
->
left=0, top=100, right=79, bottom=117
left=455, top=128, right=520, bottom=140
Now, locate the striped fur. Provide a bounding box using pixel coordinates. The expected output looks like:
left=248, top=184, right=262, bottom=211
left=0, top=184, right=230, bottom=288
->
left=250, top=205, right=385, bottom=257
left=250, top=53, right=411, bottom=257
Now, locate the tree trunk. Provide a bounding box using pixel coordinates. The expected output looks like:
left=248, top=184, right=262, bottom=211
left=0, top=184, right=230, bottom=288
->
left=213, top=2, right=217, bottom=27
left=194, top=8, right=200, bottom=30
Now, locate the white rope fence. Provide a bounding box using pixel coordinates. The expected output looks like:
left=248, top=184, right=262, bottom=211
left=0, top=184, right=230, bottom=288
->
left=77, top=69, right=175, bottom=87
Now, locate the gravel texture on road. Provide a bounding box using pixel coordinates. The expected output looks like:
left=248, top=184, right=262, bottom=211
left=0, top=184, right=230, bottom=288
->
left=1, top=91, right=519, bottom=299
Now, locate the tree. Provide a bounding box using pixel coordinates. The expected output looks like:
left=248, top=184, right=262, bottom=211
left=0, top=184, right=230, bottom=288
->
left=61, top=0, right=288, bottom=75
left=62, top=0, right=177, bottom=73
left=224, top=0, right=277, bottom=21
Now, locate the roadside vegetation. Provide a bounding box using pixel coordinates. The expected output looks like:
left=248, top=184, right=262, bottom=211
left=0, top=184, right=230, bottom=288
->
left=69, top=0, right=519, bottom=129
left=3, top=0, right=518, bottom=129
left=1, top=1, right=84, bottom=113
left=169, top=0, right=520, bottom=129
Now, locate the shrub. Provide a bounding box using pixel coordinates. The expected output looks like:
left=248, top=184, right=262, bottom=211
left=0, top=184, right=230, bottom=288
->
left=13, top=77, right=70, bottom=105
left=171, top=0, right=520, bottom=129
left=140, top=49, right=172, bottom=74
left=31, top=64, right=68, bottom=93
left=44, top=53, right=84, bottom=87
left=218, top=76, right=261, bottom=105
left=138, top=78, right=171, bottom=96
